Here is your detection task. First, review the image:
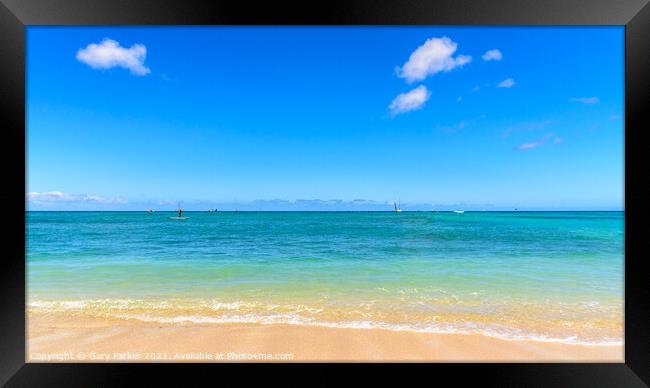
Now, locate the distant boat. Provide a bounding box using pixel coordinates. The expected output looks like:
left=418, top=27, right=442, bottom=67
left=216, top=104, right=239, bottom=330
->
left=393, top=200, right=403, bottom=212
left=453, top=210, right=465, bottom=214
left=146, top=208, right=155, bottom=213
left=171, top=203, right=189, bottom=220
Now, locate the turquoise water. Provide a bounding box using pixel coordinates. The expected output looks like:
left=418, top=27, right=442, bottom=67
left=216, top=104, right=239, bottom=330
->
left=27, top=211, right=624, bottom=344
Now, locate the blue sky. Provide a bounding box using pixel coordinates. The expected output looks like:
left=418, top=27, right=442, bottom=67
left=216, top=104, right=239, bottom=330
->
left=27, top=27, right=624, bottom=210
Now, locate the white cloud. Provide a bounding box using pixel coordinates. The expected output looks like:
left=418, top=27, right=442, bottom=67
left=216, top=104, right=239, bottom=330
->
left=76, top=39, right=150, bottom=75
left=482, top=49, right=503, bottom=61
left=389, top=85, right=431, bottom=116
left=27, top=191, right=71, bottom=202
left=569, top=97, right=600, bottom=104
left=396, top=37, right=471, bottom=83
left=27, top=191, right=127, bottom=204
left=517, top=140, right=543, bottom=151
left=497, top=78, right=515, bottom=88
left=516, top=132, right=559, bottom=151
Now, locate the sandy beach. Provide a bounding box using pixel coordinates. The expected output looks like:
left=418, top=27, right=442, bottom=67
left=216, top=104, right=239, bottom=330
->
left=27, top=312, right=622, bottom=362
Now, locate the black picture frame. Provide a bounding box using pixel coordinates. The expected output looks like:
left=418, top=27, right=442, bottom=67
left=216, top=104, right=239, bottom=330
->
left=1, top=0, right=648, bottom=386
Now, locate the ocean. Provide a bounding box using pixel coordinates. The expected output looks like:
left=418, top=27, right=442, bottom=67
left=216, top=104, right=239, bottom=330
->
left=27, top=211, right=624, bottom=345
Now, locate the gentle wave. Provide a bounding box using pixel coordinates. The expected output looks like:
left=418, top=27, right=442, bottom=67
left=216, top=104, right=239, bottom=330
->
left=111, top=312, right=622, bottom=346
left=28, top=299, right=324, bottom=314
left=28, top=299, right=622, bottom=346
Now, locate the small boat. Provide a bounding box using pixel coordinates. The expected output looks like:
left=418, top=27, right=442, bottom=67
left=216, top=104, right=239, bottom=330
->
left=393, top=200, right=403, bottom=212
left=453, top=210, right=465, bottom=214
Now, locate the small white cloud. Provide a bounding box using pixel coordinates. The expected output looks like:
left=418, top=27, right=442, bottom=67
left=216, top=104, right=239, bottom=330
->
left=396, top=37, right=471, bottom=83
left=497, top=78, right=515, bottom=88
left=482, top=49, right=503, bottom=61
left=517, top=141, right=542, bottom=151
left=389, top=85, right=431, bottom=116
left=76, top=39, right=150, bottom=75
left=516, top=132, right=555, bottom=151
left=569, top=97, right=599, bottom=104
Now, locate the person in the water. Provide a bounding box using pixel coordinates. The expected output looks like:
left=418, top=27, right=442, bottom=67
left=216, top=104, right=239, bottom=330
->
left=178, top=207, right=182, bottom=218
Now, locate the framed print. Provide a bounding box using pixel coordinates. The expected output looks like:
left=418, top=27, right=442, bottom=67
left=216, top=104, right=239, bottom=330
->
left=1, top=0, right=649, bottom=386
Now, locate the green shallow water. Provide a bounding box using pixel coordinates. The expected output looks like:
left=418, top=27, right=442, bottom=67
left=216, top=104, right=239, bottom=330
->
left=27, top=211, right=624, bottom=344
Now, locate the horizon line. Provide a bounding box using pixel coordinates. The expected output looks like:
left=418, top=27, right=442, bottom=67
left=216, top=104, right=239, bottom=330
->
left=26, top=209, right=625, bottom=212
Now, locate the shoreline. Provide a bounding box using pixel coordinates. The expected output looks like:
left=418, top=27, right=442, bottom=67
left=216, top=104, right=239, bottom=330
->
left=27, top=312, right=623, bottom=362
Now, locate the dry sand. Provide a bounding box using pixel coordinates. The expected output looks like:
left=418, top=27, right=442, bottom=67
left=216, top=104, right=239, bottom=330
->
left=27, top=312, right=623, bottom=362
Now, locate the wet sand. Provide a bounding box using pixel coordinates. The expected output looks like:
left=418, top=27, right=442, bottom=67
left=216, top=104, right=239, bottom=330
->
left=26, top=312, right=623, bottom=362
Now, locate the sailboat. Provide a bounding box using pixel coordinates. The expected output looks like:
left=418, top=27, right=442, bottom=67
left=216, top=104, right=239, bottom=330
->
left=170, top=202, right=190, bottom=220
left=393, top=200, right=403, bottom=212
